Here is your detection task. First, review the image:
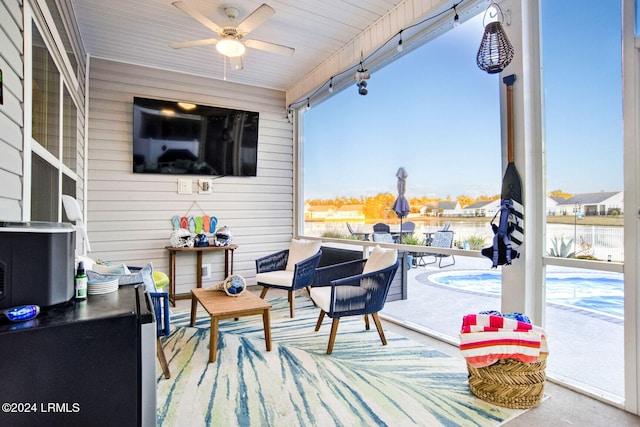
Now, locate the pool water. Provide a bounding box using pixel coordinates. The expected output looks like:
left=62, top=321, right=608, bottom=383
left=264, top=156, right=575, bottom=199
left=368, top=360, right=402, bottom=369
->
left=429, top=271, right=624, bottom=318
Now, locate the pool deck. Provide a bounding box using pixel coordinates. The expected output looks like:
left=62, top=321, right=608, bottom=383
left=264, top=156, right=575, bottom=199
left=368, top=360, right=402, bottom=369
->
left=380, top=256, right=625, bottom=401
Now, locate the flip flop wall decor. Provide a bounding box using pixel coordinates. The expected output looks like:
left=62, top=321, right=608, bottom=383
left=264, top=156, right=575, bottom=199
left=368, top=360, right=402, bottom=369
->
left=171, top=215, right=180, bottom=230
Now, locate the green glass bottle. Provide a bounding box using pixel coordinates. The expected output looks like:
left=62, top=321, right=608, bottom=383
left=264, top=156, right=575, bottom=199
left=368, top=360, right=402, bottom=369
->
left=75, top=261, right=87, bottom=301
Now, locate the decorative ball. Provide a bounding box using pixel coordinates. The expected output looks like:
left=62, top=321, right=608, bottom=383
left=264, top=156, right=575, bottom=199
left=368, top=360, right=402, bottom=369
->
left=222, top=275, right=246, bottom=296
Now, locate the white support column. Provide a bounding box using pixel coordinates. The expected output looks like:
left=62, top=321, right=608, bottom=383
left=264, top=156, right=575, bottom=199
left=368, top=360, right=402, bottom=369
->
left=497, top=0, right=545, bottom=325
left=520, top=0, right=545, bottom=325
left=622, top=0, right=639, bottom=415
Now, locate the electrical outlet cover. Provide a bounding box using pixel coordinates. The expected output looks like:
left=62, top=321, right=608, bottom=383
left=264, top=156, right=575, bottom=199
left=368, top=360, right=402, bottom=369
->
left=199, top=179, right=212, bottom=194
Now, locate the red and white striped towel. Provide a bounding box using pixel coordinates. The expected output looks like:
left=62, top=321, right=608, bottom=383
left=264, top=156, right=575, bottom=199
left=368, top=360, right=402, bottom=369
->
left=460, top=313, right=533, bottom=334
left=459, top=328, right=549, bottom=368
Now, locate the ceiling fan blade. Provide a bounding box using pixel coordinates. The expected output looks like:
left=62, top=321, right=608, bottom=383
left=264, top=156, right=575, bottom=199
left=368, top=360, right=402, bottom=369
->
left=236, top=4, right=275, bottom=35
left=244, top=39, right=295, bottom=56
left=170, top=38, right=218, bottom=49
left=172, top=1, right=222, bottom=34
left=229, top=56, right=243, bottom=71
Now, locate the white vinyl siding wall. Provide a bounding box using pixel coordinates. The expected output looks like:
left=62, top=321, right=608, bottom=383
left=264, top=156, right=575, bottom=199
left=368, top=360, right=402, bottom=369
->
left=0, top=0, right=24, bottom=219
left=87, top=58, right=293, bottom=292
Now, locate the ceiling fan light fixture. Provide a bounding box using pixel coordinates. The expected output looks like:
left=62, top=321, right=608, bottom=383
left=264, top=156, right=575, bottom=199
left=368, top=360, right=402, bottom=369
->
left=216, top=38, right=246, bottom=57
left=178, top=102, right=196, bottom=110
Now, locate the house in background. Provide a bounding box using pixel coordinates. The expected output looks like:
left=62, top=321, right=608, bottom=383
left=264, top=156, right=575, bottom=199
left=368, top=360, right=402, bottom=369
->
left=547, top=197, right=561, bottom=216
left=555, top=191, right=624, bottom=216
left=332, top=205, right=365, bottom=222
left=420, top=201, right=463, bottom=217
left=464, top=197, right=559, bottom=217
left=419, top=202, right=438, bottom=216
left=462, top=199, right=501, bottom=217
left=436, top=200, right=464, bottom=217
left=304, top=205, right=336, bottom=221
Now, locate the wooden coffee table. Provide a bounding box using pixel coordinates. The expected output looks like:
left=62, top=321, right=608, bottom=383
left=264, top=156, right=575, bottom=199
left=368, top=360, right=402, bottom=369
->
left=190, top=288, right=272, bottom=362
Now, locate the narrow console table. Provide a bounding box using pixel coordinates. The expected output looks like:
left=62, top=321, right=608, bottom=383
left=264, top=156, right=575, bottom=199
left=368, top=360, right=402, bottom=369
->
left=166, top=245, right=237, bottom=305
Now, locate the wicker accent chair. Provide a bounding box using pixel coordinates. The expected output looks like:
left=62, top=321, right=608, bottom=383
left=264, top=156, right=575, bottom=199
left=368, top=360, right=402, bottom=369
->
left=310, top=246, right=399, bottom=354
left=256, top=239, right=322, bottom=318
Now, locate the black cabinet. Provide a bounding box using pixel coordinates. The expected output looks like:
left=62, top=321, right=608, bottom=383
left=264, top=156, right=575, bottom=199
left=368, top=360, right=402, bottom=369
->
left=0, top=287, right=155, bottom=427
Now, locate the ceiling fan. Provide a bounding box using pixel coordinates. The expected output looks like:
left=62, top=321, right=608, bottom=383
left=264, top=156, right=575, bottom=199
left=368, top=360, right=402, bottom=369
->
left=170, top=2, right=295, bottom=70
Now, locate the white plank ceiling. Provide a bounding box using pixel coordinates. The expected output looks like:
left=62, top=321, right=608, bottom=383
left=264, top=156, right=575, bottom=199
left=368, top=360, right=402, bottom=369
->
left=70, top=0, right=406, bottom=91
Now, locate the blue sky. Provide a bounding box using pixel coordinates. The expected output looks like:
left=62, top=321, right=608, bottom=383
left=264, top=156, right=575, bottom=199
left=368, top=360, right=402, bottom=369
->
left=303, top=1, right=622, bottom=200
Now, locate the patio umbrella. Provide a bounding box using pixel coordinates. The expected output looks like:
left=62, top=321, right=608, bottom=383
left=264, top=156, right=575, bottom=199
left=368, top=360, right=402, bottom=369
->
left=392, top=167, right=410, bottom=241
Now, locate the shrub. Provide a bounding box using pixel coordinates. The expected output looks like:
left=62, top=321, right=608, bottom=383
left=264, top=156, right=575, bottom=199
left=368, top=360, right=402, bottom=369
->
left=465, top=234, right=487, bottom=250
left=401, top=233, right=422, bottom=245
left=548, top=237, right=575, bottom=258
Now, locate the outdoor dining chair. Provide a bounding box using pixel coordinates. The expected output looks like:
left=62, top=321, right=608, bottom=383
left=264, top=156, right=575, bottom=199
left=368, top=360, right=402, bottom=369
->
left=310, top=246, right=399, bottom=354
left=372, top=222, right=391, bottom=233
left=372, top=232, right=395, bottom=243
left=346, top=223, right=370, bottom=240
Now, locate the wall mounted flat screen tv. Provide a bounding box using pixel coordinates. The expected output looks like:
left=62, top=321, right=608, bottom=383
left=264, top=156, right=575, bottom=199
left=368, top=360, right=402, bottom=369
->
left=132, top=97, right=259, bottom=176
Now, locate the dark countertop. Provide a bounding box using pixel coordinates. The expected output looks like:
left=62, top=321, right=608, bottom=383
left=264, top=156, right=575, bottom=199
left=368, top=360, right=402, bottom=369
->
left=0, top=286, right=149, bottom=334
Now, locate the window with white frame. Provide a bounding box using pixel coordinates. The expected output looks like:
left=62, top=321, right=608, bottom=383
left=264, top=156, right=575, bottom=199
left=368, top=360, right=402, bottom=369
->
left=30, top=14, right=79, bottom=222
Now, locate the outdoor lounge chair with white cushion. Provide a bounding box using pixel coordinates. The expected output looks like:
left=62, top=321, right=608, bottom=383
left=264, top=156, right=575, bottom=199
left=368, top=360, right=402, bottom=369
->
left=256, top=239, right=322, bottom=318
left=310, top=246, right=399, bottom=354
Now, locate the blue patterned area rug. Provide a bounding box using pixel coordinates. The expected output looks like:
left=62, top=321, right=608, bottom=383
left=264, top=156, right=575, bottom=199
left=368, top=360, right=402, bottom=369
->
left=156, top=296, right=525, bottom=426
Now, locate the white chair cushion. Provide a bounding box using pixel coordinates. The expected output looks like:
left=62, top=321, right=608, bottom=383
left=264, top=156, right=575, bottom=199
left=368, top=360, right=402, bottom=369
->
left=285, top=239, right=322, bottom=271
left=310, top=287, right=332, bottom=312
left=310, top=286, right=368, bottom=313
left=256, top=270, right=295, bottom=288
left=363, top=245, right=397, bottom=274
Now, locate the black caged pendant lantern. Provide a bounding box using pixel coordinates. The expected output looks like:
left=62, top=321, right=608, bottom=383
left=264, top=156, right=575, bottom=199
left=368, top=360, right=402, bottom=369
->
left=476, top=4, right=514, bottom=74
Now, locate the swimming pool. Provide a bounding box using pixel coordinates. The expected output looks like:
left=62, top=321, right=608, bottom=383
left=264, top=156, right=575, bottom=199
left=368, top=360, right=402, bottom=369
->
left=429, top=270, right=624, bottom=318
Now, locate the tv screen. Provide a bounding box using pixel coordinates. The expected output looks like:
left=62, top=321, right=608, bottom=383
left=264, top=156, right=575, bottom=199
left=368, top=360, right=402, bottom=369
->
left=132, top=97, right=259, bottom=176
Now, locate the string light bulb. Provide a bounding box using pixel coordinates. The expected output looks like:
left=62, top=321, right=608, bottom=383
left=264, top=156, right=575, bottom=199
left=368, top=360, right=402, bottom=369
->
left=306, top=98, right=311, bottom=111
left=453, top=5, right=460, bottom=27
left=328, top=78, right=334, bottom=93
left=397, top=30, right=404, bottom=52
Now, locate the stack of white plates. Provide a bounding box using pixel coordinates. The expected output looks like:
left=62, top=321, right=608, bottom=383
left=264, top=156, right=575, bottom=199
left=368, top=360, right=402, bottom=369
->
left=87, top=278, right=119, bottom=295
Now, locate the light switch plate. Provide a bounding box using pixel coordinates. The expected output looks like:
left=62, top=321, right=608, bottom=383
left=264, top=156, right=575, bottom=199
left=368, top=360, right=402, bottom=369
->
left=178, top=178, right=192, bottom=194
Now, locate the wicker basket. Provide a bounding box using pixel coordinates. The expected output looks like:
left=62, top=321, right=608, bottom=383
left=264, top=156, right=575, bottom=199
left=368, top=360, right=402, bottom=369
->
left=467, top=358, right=546, bottom=409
